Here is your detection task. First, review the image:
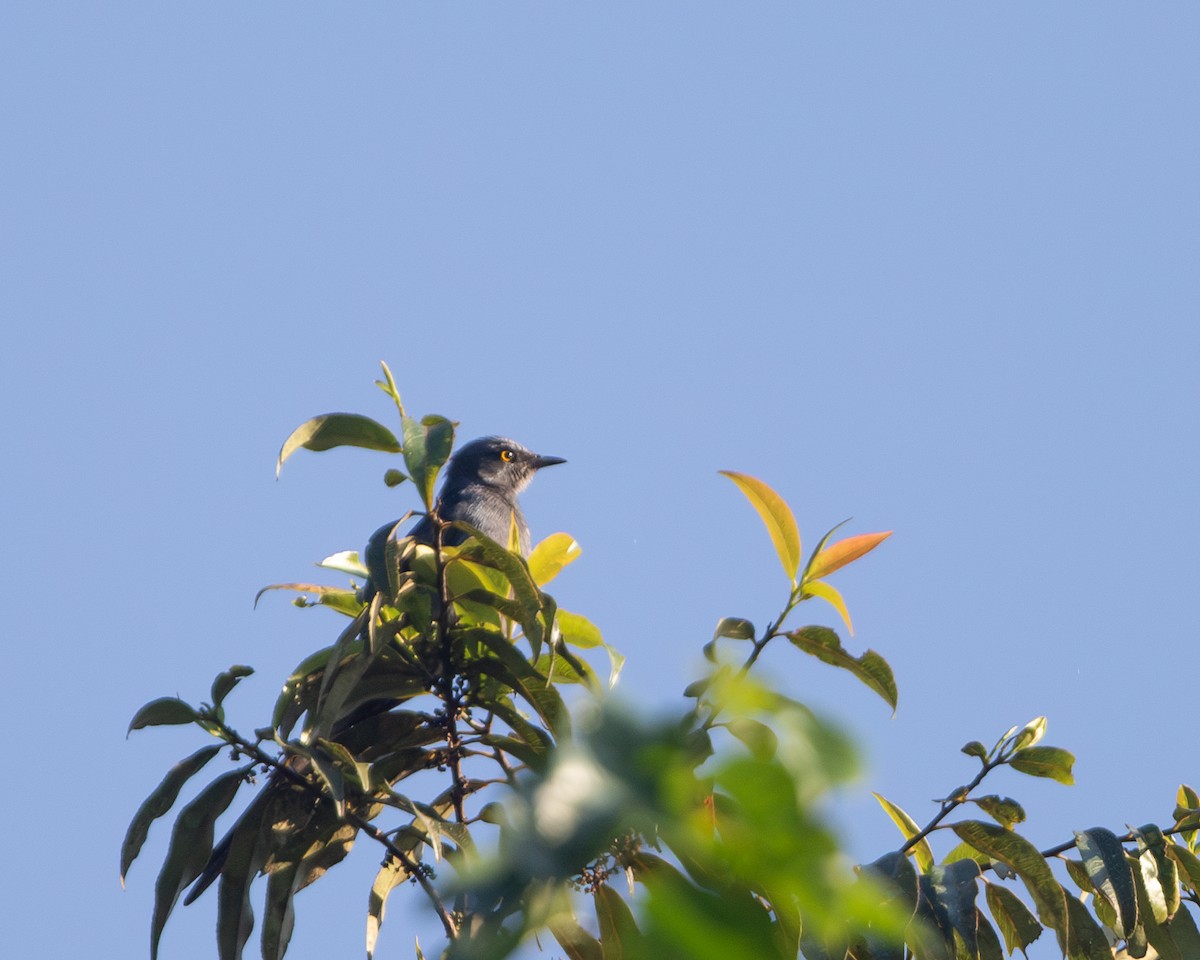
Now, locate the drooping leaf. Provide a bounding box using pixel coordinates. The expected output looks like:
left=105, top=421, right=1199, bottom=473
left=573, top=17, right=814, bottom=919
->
left=276, top=413, right=401, bottom=479
left=547, top=911, right=603, bottom=960
left=121, top=745, right=222, bottom=885
left=528, top=533, right=582, bottom=586
left=1074, top=827, right=1137, bottom=938
left=1167, top=842, right=1200, bottom=896
left=789, top=626, right=897, bottom=711
left=805, top=531, right=893, bottom=582
left=984, top=882, right=1042, bottom=957
left=216, top=813, right=266, bottom=960
left=922, top=860, right=983, bottom=956
left=128, top=697, right=199, bottom=734
left=151, top=768, right=249, bottom=960
left=973, top=795, right=1026, bottom=829
left=712, top=617, right=755, bottom=642
left=1008, top=746, right=1074, bottom=785
left=402, top=414, right=455, bottom=510
left=1062, top=893, right=1117, bottom=960
left=952, top=821, right=1068, bottom=953
left=259, top=857, right=298, bottom=960
left=974, top=908, right=1006, bottom=960
left=366, top=855, right=412, bottom=960
left=1134, top=825, right=1180, bottom=920
left=719, top=470, right=802, bottom=583
left=595, top=883, right=640, bottom=952
left=872, top=792, right=934, bottom=873
left=210, top=665, right=254, bottom=710
left=801, top=579, right=855, bottom=635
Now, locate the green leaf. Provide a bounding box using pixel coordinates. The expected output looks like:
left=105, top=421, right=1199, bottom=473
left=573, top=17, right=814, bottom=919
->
left=984, top=882, right=1043, bottom=956
left=952, top=821, right=1067, bottom=954
left=961, top=741, right=988, bottom=760
left=1167, top=842, right=1200, bottom=895
left=548, top=912, right=603, bottom=960
left=128, top=697, right=199, bottom=734
left=788, top=626, right=898, bottom=711
left=1074, top=827, right=1137, bottom=938
left=594, top=883, right=640, bottom=956
left=373, top=360, right=407, bottom=417
left=1008, top=746, right=1075, bottom=784
left=1134, top=824, right=1180, bottom=920
left=556, top=610, right=604, bottom=649
left=382, top=468, right=408, bottom=488
left=210, top=665, right=254, bottom=709
left=1009, top=716, right=1047, bottom=751
left=712, top=617, right=755, bottom=642
left=470, top=629, right=571, bottom=737
left=1063, top=893, right=1116, bottom=960
left=454, top=531, right=548, bottom=650
left=528, top=533, right=582, bottom=586
left=259, top=858, right=298, bottom=960
left=121, top=745, right=222, bottom=885
left=402, top=414, right=455, bottom=510
left=872, top=792, right=934, bottom=873
left=973, top=795, right=1026, bottom=829
left=216, top=812, right=266, bottom=960
left=316, top=551, right=370, bottom=578
left=922, top=860, right=983, bottom=956
left=719, top=470, right=802, bottom=584
left=151, top=768, right=249, bottom=960
left=276, top=413, right=401, bottom=478
left=726, top=717, right=779, bottom=760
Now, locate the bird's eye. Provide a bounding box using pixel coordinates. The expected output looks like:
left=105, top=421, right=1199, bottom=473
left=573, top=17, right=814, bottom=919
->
left=499, top=449, right=515, bottom=463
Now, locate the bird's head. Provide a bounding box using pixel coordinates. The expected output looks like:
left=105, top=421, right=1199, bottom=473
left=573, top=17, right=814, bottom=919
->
left=445, top=436, right=566, bottom=496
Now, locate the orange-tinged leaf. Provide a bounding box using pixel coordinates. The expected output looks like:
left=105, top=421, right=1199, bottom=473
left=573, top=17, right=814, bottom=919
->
left=806, top=531, right=892, bottom=582
left=719, top=471, right=801, bottom=583
left=803, top=579, right=854, bottom=634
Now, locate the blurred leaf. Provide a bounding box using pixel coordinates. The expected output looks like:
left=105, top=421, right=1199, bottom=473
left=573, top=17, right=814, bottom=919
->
left=788, top=626, right=897, bottom=711
left=129, top=697, right=199, bottom=734
left=804, top=531, right=892, bottom=582
left=712, top=617, right=755, bottom=642
left=1075, top=827, right=1137, bottom=938
left=366, top=855, right=412, bottom=960
left=973, top=795, right=1026, bottom=829
left=151, top=768, right=248, bottom=960
left=528, top=533, right=582, bottom=586
left=1008, top=746, right=1074, bottom=785
left=121, top=745, right=222, bottom=885
left=402, top=414, right=455, bottom=510
left=383, top=469, right=408, bottom=488
left=594, top=883, right=639, bottom=954
left=548, top=912, right=603, bottom=960
left=801, top=579, right=855, bottom=635
left=210, top=665, right=254, bottom=710
left=872, top=792, right=934, bottom=872
left=316, top=551, right=370, bottom=578
left=557, top=610, right=604, bottom=649
left=726, top=718, right=779, bottom=760
left=276, top=413, right=401, bottom=479
left=952, top=821, right=1068, bottom=954
left=719, top=470, right=802, bottom=584
left=984, top=882, right=1042, bottom=957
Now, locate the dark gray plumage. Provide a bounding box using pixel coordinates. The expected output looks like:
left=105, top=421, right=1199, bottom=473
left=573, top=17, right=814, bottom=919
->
left=364, top=436, right=565, bottom=598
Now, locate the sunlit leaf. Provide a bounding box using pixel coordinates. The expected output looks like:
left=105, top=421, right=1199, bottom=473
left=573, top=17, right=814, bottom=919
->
left=1008, top=746, right=1074, bottom=785
left=1010, top=716, right=1047, bottom=751
left=789, top=626, right=897, bottom=710
left=528, top=532, right=581, bottom=586
left=121, top=745, right=222, bottom=885
left=872, top=792, right=934, bottom=872
left=1134, top=824, right=1180, bottom=920
left=719, top=470, right=802, bottom=583
left=316, top=551, right=370, bottom=579
left=801, top=579, right=854, bottom=634
left=276, top=413, right=401, bottom=479
left=366, top=856, right=411, bottom=960
left=804, top=531, right=892, bottom=582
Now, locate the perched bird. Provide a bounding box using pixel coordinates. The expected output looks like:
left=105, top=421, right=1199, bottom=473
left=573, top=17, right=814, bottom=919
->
left=184, top=435, right=565, bottom=908
left=363, top=435, right=566, bottom=598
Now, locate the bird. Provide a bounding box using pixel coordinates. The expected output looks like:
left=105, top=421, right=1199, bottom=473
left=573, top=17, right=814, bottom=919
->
left=363, top=435, right=566, bottom=599
left=183, top=436, right=564, bottom=907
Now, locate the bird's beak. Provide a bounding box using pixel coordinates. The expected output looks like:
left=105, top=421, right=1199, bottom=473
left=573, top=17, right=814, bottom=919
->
left=531, top=454, right=567, bottom=470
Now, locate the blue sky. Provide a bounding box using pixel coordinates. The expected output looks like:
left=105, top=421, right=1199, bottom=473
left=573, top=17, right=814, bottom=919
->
left=4, top=5, right=1198, bottom=959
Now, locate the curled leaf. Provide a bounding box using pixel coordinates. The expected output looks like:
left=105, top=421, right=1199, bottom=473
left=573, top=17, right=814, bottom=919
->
left=276, top=413, right=401, bottom=479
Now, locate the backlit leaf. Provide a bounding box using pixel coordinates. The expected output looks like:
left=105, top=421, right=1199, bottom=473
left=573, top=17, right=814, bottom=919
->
left=805, top=531, right=892, bottom=581
left=719, top=471, right=802, bottom=583
left=276, top=413, right=400, bottom=479
left=528, top=533, right=581, bottom=586
left=1008, top=746, right=1074, bottom=785
left=316, top=551, right=370, bottom=578
left=984, top=882, right=1042, bottom=956
left=801, top=578, right=855, bottom=634
left=402, top=414, right=455, bottom=510
left=872, top=792, right=934, bottom=873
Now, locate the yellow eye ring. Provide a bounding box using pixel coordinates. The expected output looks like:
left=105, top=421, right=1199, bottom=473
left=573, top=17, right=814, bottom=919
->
left=499, top=449, right=515, bottom=463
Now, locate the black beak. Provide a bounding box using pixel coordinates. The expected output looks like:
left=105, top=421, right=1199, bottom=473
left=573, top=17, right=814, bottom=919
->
left=531, top=454, right=567, bottom=470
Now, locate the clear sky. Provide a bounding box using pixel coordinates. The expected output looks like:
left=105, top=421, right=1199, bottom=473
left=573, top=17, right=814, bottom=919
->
left=4, top=5, right=1198, bottom=959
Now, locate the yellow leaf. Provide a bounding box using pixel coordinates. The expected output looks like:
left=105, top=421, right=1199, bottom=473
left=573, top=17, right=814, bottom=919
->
left=528, top=533, right=582, bottom=586
left=803, top=579, right=854, bottom=634
left=719, top=471, right=801, bottom=583
left=806, top=531, right=892, bottom=581
left=872, top=792, right=934, bottom=873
